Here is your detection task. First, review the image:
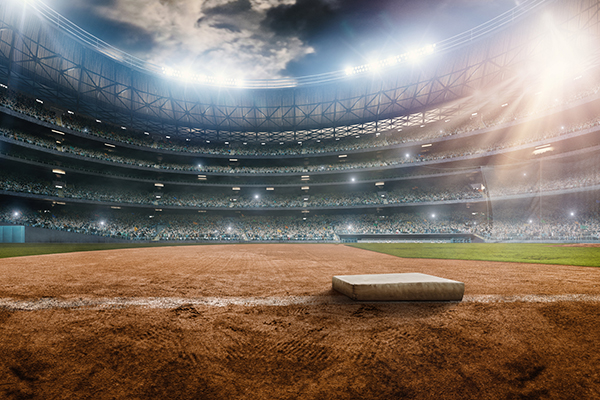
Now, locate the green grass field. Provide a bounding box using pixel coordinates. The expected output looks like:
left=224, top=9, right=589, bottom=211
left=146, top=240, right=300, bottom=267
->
left=0, top=242, right=598, bottom=267
left=348, top=243, right=600, bottom=267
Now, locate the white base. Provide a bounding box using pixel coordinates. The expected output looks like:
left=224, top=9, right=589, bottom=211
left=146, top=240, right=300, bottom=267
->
left=332, top=273, right=464, bottom=301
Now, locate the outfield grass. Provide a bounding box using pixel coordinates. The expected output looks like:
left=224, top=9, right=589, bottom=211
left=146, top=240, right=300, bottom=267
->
left=0, top=242, right=203, bottom=259
left=1, top=242, right=599, bottom=267
left=348, top=243, right=600, bottom=267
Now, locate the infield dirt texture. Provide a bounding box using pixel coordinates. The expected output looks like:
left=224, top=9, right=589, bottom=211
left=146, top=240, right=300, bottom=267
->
left=0, top=243, right=599, bottom=399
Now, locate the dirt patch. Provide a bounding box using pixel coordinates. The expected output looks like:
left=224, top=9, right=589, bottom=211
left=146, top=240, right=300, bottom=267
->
left=0, top=243, right=599, bottom=399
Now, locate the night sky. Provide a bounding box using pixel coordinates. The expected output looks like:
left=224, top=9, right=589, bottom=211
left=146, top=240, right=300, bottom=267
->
left=42, top=0, right=518, bottom=79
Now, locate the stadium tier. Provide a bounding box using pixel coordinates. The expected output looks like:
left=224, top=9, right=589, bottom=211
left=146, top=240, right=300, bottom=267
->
left=0, top=0, right=599, bottom=243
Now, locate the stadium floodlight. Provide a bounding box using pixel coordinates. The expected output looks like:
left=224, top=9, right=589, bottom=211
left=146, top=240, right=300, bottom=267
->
left=348, top=225, right=353, bottom=230
left=99, top=220, right=105, bottom=226
left=431, top=214, right=436, bottom=218
left=254, top=195, right=259, bottom=199
left=351, top=178, right=355, bottom=182
left=344, top=67, right=353, bottom=76
left=570, top=212, right=575, bottom=216
left=529, top=219, right=533, bottom=223
left=405, top=153, right=410, bottom=158
left=13, top=211, right=20, bottom=217
left=180, top=69, right=194, bottom=82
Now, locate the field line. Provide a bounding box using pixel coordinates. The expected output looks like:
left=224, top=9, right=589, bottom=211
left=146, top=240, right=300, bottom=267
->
left=0, top=294, right=599, bottom=310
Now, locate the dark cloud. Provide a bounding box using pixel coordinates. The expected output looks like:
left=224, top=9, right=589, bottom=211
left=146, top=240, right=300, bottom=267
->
left=202, top=0, right=252, bottom=16
left=269, top=0, right=516, bottom=76
left=209, top=22, right=242, bottom=33
left=262, top=0, right=336, bottom=41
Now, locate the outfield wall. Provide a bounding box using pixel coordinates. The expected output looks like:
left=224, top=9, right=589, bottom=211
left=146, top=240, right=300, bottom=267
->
left=0, top=224, right=128, bottom=243
left=337, top=233, right=486, bottom=243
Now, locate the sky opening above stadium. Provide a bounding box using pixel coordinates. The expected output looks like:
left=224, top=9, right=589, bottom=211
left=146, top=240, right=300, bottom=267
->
left=41, top=0, right=519, bottom=82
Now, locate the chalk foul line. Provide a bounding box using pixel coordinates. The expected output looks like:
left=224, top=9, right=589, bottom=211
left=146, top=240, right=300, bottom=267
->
left=0, top=294, right=599, bottom=311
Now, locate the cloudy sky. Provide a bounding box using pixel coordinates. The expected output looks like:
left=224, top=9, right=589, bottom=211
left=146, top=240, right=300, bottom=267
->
left=42, top=0, right=517, bottom=80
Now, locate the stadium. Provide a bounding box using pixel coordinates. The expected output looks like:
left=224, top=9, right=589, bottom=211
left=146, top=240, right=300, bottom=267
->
left=0, top=0, right=599, bottom=398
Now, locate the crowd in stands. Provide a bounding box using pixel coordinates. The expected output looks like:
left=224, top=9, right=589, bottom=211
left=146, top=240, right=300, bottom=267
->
left=0, top=89, right=57, bottom=124
left=2, top=205, right=597, bottom=242
left=2, top=110, right=600, bottom=176
left=1, top=77, right=600, bottom=159
left=3, top=161, right=600, bottom=210
left=0, top=170, right=484, bottom=208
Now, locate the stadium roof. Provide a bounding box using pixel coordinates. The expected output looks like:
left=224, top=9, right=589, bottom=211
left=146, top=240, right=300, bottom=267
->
left=0, top=0, right=598, bottom=143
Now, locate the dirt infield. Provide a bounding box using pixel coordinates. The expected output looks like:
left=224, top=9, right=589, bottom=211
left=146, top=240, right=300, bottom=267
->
left=0, top=243, right=599, bottom=399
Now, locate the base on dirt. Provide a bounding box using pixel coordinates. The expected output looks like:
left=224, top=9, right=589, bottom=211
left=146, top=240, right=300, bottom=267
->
left=332, top=273, right=464, bottom=301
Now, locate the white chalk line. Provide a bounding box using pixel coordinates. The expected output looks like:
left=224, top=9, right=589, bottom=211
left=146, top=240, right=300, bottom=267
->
left=0, top=294, right=599, bottom=311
